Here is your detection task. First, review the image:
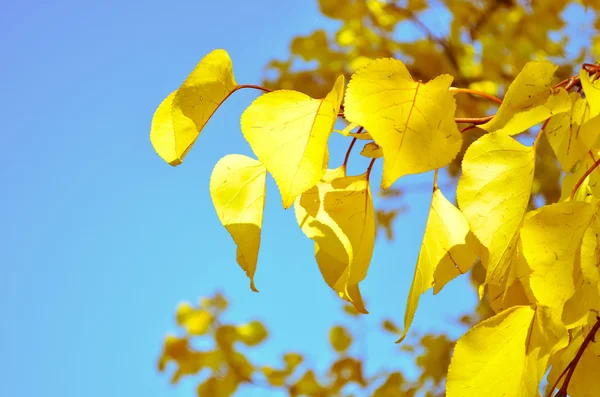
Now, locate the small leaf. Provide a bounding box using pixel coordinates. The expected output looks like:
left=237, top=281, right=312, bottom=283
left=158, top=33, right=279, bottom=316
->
left=329, top=325, right=353, bottom=352
left=457, top=132, right=535, bottom=288
left=335, top=122, right=359, bottom=136
left=360, top=142, right=383, bottom=158
left=241, top=75, right=345, bottom=208
left=236, top=321, right=268, bottom=346
left=295, top=168, right=375, bottom=313
left=344, top=58, right=462, bottom=188
left=580, top=67, right=600, bottom=118
left=398, top=186, right=478, bottom=342
left=479, top=61, right=571, bottom=135
left=150, top=49, right=237, bottom=165
left=210, top=154, right=267, bottom=292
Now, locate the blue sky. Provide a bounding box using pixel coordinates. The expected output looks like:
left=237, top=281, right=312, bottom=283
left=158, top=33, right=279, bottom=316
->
left=1, top=0, right=562, bottom=396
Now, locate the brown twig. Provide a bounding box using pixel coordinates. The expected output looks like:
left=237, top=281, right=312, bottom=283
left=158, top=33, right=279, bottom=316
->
left=552, top=316, right=600, bottom=397
left=450, top=88, right=503, bottom=104
left=455, top=115, right=494, bottom=124
left=343, top=126, right=364, bottom=170
left=569, top=156, right=600, bottom=201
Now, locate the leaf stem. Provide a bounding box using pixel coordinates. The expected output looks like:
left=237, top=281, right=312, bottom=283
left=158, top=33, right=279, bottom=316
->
left=552, top=316, right=600, bottom=397
left=569, top=155, right=600, bottom=201
left=432, top=169, right=439, bottom=191
left=455, top=115, right=494, bottom=124
left=343, top=126, right=364, bottom=170
left=234, top=84, right=273, bottom=93
left=450, top=88, right=503, bottom=104
left=533, top=118, right=550, bottom=149
left=366, top=158, right=377, bottom=180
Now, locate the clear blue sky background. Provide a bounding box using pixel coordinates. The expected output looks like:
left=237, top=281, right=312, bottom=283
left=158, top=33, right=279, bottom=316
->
left=1, top=1, right=594, bottom=396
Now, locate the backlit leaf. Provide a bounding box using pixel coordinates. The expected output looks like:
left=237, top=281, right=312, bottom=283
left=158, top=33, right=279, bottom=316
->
left=581, top=67, right=600, bottom=119
left=398, top=186, right=478, bottom=343
left=344, top=58, right=462, bottom=188
left=150, top=49, right=237, bottom=165
left=295, top=168, right=375, bottom=313
left=480, top=61, right=571, bottom=136
left=457, top=131, right=535, bottom=288
left=210, top=154, right=267, bottom=292
left=546, top=92, right=590, bottom=172
left=447, top=306, right=539, bottom=397
left=241, top=75, right=345, bottom=208
left=521, top=201, right=593, bottom=315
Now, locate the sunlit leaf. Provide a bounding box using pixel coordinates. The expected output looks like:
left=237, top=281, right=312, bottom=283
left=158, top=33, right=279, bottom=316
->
left=295, top=168, right=375, bottom=313
left=329, top=325, right=353, bottom=352
left=581, top=67, right=600, bottom=119
left=241, top=75, right=345, bottom=208
left=210, top=154, right=267, bottom=292
left=457, top=131, right=535, bottom=288
left=480, top=61, right=571, bottom=136
left=398, top=186, right=478, bottom=342
left=236, top=320, right=268, bottom=346
left=344, top=58, right=462, bottom=188
left=150, top=49, right=237, bottom=165
left=521, top=201, right=593, bottom=315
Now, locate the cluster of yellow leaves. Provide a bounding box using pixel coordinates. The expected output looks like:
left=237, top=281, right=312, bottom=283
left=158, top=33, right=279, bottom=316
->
left=151, top=46, right=600, bottom=396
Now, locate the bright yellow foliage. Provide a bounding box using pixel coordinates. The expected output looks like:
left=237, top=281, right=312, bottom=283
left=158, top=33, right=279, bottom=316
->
left=295, top=167, right=375, bottom=313
left=521, top=201, right=593, bottom=316
left=546, top=92, right=590, bottom=172
left=150, top=49, right=237, bottom=165
left=241, top=75, right=345, bottom=208
left=480, top=61, right=571, bottom=136
left=343, top=58, right=462, bottom=189
left=447, top=305, right=566, bottom=397
left=581, top=67, right=600, bottom=119
left=209, top=154, right=267, bottom=292
left=398, top=186, right=478, bottom=343
left=457, top=132, right=535, bottom=288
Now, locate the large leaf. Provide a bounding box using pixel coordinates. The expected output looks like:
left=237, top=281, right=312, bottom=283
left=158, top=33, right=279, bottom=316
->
left=209, top=154, right=267, bottom=291
left=448, top=305, right=566, bottom=397
left=457, top=131, right=535, bottom=288
left=151, top=49, right=237, bottom=165
left=398, top=186, right=479, bottom=343
left=241, top=75, right=345, bottom=208
left=343, top=58, right=462, bottom=189
left=479, top=60, right=571, bottom=136
left=521, top=201, right=593, bottom=315
left=295, top=168, right=375, bottom=313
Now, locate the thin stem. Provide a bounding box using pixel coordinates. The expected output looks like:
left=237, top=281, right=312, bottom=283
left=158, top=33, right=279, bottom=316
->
left=366, top=158, right=377, bottom=180
left=233, top=84, right=272, bottom=93
left=546, top=362, right=573, bottom=397
left=460, top=125, right=478, bottom=133
left=569, top=156, right=600, bottom=200
left=432, top=169, right=439, bottom=191
left=343, top=126, right=364, bottom=170
left=553, top=316, right=600, bottom=397
left=534, top=118, right=550, bottom=149
left=455, top=115, right=494, bottom=124
left=450, top=88, right=503, bottom=104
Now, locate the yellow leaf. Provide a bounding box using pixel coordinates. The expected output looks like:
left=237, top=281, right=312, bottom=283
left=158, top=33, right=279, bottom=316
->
left=581, top=67, right=600, bottom=119
left=479, top=61, right=571, bottom=136
left=329, top=325, right=352, bottom=352
left=283, top=353, right=303, bottom=371
left=209, top=154, right=267, bottom=292
left=359, top=142, right=382, bottom=158
left=447, top=306, right=542, bottom=397
left=372, top=373, right=404, bottom=397
left=241, top=75, right=345, bottom=208
left=290, top=370, right=323, bottom=396
left=344, top=58, right=462, bottom=188
left=521, top=201, right=593, bottom=315
left=546, top=92, right=590, bottom=172
left=236, top=321, right=268, bottom=346
left=559, top=151, right=600, bottom=201
left=295, top=168, right=375, bottom=313
left=262, top=367, right=289, bottom=387
left=457, top=131, right=535, bottom=288
left=563, top=217, right=600, bottom=327
left=547, top=324, right=600, bottom=397
left=150, top=49, right=237, bottom=165
left=335, top=121, right=359, bottom=136
left=398, top=187, right=478, bottom=343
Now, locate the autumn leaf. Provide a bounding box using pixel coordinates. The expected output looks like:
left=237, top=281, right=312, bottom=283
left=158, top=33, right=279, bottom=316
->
left=545, top=92, right=590, bottom=172
left=209, top=154, right=267, bottom=292
left=457, top=131, right=535, bottom=288
left=479, top=61, right=571, bottom=136
left=175, top=302, right=212, bottom=336
left=329, top=325, right=353, bottom=352
left=359, top=142, right=383, bottom=158
left=344, top=58, right=462, bottom=189
left=521, top=201, right=593, bottom=315
left=398, top=186, right=479, bottom=343
left=150, top=49, right=237, bottom=165
left=580, top=67, right=600, bottom=119
left=447, top=305, right=566, bottom=397
left=295, top=168, right=375, bottom=313
left=241, top=75, right=345, bottom=208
